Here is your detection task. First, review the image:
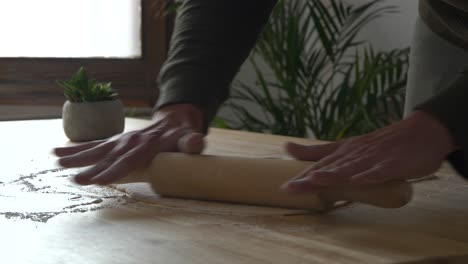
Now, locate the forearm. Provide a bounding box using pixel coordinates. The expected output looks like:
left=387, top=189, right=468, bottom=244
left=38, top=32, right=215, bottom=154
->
left=156, top=0, right=277, bottom=129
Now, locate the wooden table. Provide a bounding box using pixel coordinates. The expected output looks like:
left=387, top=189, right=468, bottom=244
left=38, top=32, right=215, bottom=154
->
left=2, top=118, right=468, bottom=264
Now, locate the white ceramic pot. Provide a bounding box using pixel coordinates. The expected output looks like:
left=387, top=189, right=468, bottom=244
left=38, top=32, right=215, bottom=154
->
left=62, top=100, right=125, bottom=142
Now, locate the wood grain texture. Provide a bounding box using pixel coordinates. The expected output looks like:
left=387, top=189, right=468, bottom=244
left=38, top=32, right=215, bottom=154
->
left=1, top=118, right=468, bottom=264
left=400, top=255, right=468, bottom=263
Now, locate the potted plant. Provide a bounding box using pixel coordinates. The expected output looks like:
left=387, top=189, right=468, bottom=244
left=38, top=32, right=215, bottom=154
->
left=219, top=0, right=410, bottom=141
left=57, top=67, right=125, bottom=142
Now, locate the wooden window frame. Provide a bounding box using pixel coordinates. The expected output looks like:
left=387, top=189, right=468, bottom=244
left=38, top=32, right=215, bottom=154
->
left=0, top=0, right=168, bottom=108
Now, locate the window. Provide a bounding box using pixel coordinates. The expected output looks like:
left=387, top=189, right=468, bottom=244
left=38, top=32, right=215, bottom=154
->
left=0, top=0, right=169, bottom=108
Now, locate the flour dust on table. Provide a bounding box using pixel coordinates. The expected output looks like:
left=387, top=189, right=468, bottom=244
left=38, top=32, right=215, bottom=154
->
left=0, top=168, right=130, bottom=223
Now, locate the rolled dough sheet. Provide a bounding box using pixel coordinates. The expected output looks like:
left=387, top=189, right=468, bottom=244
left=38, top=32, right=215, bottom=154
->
left=113, top=183, right=310, bottom=216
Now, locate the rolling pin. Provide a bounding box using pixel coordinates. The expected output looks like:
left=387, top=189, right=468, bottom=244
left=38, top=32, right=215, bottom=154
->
left=120, top=153, right=413, bottom=211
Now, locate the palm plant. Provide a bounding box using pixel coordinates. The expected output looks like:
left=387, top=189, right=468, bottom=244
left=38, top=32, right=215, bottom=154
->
left=220, top=0, right=410, bottom=140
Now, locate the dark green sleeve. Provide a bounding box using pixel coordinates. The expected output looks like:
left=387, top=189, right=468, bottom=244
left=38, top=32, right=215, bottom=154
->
left=417, top=70, right=468, bottom=177
left=155, top=0, right=277, bottom=129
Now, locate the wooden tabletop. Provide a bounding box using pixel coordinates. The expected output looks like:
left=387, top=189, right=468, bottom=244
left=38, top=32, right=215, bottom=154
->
left=2, top=118, right=468, bottom=264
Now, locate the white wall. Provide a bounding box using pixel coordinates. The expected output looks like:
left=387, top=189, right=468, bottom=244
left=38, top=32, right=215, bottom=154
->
left=352, top=0, right=418, bottom=51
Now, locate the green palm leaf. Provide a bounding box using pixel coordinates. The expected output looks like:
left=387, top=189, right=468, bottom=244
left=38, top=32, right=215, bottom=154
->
left=220, top=0, right=409, bottom=141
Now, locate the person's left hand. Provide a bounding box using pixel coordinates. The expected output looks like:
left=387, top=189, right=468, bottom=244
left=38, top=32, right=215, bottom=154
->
left=281, top=111, right=457, bottom=193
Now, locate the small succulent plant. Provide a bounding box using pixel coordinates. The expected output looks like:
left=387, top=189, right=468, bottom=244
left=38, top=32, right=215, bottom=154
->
left=57, top=67, right=118, bottom=103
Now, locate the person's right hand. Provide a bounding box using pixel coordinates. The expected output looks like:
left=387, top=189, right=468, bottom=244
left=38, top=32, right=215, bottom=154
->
left=53, top=104, right=206, bottom=186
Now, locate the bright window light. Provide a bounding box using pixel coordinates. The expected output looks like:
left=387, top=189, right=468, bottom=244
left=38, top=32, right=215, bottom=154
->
left=0, top=0, right=141, bottom=58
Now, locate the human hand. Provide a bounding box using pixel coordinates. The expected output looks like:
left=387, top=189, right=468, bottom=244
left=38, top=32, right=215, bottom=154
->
left=54, top=104, right=206, bottom=185
left=282, top=111, right=457, bottom=193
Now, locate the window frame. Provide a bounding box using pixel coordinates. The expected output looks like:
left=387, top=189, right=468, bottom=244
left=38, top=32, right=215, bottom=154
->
left=0, top=0, right=168, bottom=108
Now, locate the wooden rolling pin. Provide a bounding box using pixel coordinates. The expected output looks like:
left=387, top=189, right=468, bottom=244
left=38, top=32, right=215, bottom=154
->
left=120, top=153, right=413, bottom=211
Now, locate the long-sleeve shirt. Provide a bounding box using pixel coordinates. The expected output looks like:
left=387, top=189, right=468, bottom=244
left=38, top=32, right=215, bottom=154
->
left=156, top=0, right=468, bottom=177
left=418, top=0, right=468, bottom=176
left=420, top=0, right=468, bottom=50
left=156, top=0, right=277, bottom=128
